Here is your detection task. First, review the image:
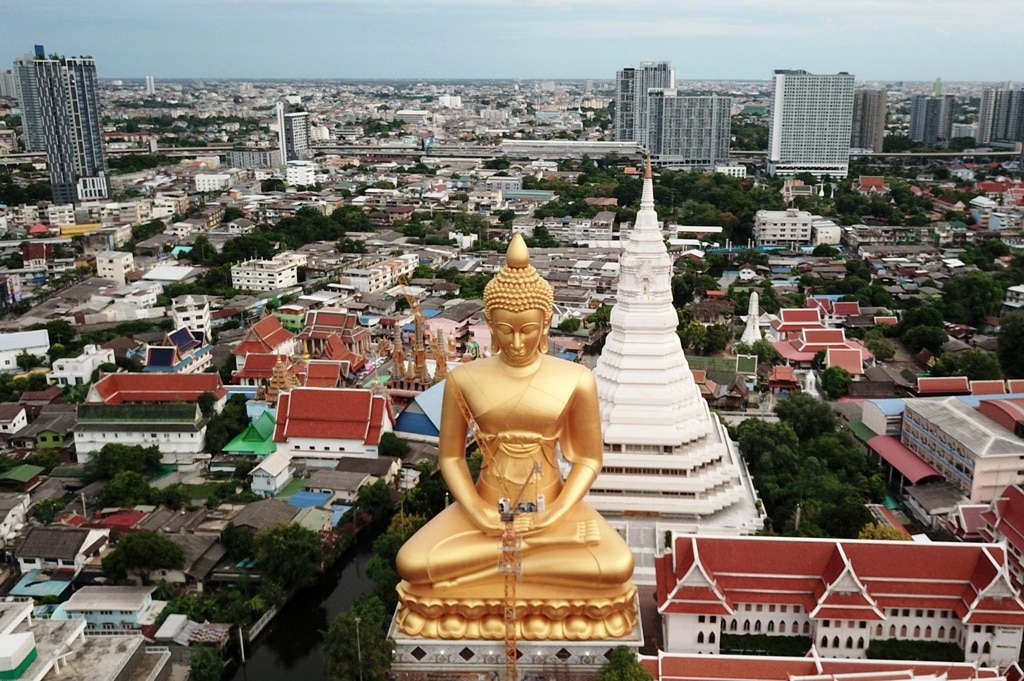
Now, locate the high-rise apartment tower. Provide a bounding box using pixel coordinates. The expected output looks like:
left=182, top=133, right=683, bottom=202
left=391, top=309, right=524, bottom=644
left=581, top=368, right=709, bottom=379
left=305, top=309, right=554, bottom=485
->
left=767, top=69, right=854, bottom=178
left=851, top=89, right=887, bottom=152
left=14, top=45, right=108, bottom=203
left=614, top=61, right=674, bottom=147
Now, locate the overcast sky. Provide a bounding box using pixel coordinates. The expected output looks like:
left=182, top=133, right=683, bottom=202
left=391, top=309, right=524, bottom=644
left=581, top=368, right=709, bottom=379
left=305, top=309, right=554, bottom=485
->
left=3, top=0, right=1022, bottom=83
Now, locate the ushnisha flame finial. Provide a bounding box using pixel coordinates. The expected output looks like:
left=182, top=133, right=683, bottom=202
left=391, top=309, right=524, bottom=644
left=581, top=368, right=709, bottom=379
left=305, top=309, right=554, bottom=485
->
left=483, top=234, right=553, bottom=319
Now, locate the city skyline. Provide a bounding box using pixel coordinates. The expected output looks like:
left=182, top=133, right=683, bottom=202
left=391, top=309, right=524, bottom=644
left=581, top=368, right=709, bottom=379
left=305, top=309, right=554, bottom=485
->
left=3, top=0, right=1024, bottom=83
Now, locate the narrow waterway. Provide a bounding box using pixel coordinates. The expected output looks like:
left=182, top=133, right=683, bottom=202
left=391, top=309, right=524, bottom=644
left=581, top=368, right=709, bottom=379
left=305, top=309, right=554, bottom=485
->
left=226, top=544, right=375, bottom=681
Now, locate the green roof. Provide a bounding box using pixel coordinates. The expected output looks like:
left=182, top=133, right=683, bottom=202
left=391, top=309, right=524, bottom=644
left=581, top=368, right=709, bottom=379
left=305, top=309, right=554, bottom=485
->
left=222, top=411, right=277, bottom=456
left=77, top=403, right=199, bottom=423
left=0, top=465, right=44, bottom=483
left=845, top=420, right=877, bottom=443
left=735, top=355, right=759, bottom=375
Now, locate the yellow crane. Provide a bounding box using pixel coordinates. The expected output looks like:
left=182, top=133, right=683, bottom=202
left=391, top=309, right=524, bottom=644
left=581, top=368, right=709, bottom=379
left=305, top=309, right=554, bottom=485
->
left=450, top=382, right=536, bottom=681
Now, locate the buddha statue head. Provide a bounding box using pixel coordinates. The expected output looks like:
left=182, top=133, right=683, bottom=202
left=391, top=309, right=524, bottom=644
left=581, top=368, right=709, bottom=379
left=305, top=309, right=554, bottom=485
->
left=483, top=234, right=553, bottom=363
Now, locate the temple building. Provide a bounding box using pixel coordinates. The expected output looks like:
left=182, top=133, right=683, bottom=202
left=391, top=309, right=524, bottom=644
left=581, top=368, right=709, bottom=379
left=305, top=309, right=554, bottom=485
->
left=591, top=161, right=763, bottom=582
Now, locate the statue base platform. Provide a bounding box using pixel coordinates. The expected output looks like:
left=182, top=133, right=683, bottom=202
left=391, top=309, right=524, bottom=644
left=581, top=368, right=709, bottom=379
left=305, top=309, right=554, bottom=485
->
left=389, top=591, right=643, bottom=680
left=395, top=580, right=637, bottom=640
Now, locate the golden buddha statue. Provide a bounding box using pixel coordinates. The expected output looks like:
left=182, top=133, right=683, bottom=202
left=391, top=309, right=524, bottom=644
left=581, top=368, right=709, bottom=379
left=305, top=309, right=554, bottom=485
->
left=395, top=234, right=637, bottom=641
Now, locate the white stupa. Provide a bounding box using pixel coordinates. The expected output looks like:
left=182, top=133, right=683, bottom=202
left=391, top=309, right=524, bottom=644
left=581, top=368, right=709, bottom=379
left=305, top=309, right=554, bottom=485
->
left=739, top=291, right=763, bottom=346
left=590, top=160, right=762, bottom=581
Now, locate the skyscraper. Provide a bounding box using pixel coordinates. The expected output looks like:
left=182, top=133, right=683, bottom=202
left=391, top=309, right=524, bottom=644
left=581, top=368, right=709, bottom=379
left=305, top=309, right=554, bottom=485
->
left=12, top=45, right=46, bottom=153
left=851, top=89, right=887, bottom=152
left=767, top=69, right=855, bottom=178
left=614, top=61, right=674, bottom=146
left=978, top=87, right=1024, bottom=146
left=15, top=46, right=108, bottom=203
left=909, top=94, right=955, bottom=147
left=645, top=90, right=732, bottom=170
left=275, top=100, right=311, bottom=163
left=145, top=75, right=155, bottom=96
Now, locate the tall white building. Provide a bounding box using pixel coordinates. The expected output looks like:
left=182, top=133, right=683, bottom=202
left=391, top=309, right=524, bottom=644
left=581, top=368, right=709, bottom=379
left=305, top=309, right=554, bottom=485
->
left=276, top=101, right=311, bottom=163
left=615, top=61, right=674, bottom=146
left=144, top=75, right=155, bottom=96
left=591, top=161, right=763, bottom=582
left=767, top=69, right=855, bottom=178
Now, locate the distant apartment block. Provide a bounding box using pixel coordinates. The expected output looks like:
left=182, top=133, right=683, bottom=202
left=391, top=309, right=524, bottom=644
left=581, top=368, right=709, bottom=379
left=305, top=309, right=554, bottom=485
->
left=755, top=208, right=839, bottom=247
left=645, top=90, right=731, bottom=170
left=767, top=69, right=855, bottom=178
left=851, top=89, right=887, bottom=152
left=226, top=148, right=282, bottom=168
left=909, top=94, right=955, bottom=147
left=977, top=87, right=1024, bottom=146
left=231, top=256, right=299, bottom=292
left=194, top=173, right=233, bottom=193
left=614, top=61, right=674, bottom=146
left=276, top=101, right=311, bottom=162
left=285, top=160, right=316, bottom=187
left=340, top=254, right=417, bottom=294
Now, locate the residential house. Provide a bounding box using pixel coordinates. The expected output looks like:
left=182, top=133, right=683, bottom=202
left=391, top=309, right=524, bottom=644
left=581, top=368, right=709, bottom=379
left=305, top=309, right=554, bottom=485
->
left=140, top=326, right=212, bottom=374
left=0, top=404, right=27, bottom=440
left=0, top=493, right=29, bottom=547
left=15, top=526, right=109, bottom=577
left=251, top=451, right=294, bottom=497
left=57, top=586, right=164, bottom=632
left=7, top=407, right=76, bottom=453
left=0, top=330, right=50, bottom=374
left=222, top=411, right=277, bottom=458
left=18, top=386, right=63, bottom=421
left=48, top=344, right=114, bottom=388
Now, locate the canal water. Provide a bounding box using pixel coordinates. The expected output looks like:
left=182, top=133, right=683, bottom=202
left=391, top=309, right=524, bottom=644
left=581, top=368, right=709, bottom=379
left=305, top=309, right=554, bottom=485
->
left=226, top=544, right=375, bottom=681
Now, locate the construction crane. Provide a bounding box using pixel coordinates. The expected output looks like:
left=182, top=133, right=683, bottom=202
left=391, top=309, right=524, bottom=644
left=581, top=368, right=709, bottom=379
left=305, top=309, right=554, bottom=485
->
left=450, top=384, right=537, bottom=681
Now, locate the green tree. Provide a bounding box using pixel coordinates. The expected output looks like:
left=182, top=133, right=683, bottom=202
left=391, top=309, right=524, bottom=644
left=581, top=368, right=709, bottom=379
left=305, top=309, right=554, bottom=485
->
left=902, top=325, right=948, bottom=354
left=596, top=646, right=653, bottom=681
left=557, top=317, right=581, bottom=333
left=356, top=479, right=393, bottom=522
left=930, top=350, right=1003, bottom=380
left=32, top=498, right=66, bottom=524
left=323, top=597, right=395, bottom=681
left=820, top=366, right=852, bottom=399
left=701, top=324, right=732, bottom=355
left=774, top=392, right=838, bottom=440
left=997, top=311, right=1024, bottom=378
left=941, top=271, right=1006, bottom=327
left=254, top=523, right=323, bottom=590
left=102, top=531, right=185, bottom=583
left=864, top=336, right=896, bottom=362
left=377, top=432, right=410, bottom=460
left=100, top=470, right=155, bottom=507
left=85, top=443, right=161, bottom=482
left=858, top=522, right=909, bottom=541
left=189, top=646, right=224, bottom=681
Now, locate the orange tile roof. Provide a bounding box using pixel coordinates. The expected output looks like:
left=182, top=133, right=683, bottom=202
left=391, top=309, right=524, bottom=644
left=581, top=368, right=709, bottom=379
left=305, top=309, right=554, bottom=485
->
left=91, top=373, right=227, bottom=404
left=274, top=387, right=388, bottom=445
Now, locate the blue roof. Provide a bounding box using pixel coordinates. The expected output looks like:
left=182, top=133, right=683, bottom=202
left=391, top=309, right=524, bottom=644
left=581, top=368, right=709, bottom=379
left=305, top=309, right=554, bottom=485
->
left=394, top=411, right=438, bottom=437
left=145, top=347, right=175, bottom=367
left=288, top=491, right=332, bottom=509
left=956, top=392, right=1024, bottom=408
left=169, top=328, right=198, bottom=353
left=331, top=505, right=354, bottom=526
left=10, top=569, right=73, bottom=598
left=555, top=351, right=577, bottom=361
left=871, top=399, right=907, bottom=416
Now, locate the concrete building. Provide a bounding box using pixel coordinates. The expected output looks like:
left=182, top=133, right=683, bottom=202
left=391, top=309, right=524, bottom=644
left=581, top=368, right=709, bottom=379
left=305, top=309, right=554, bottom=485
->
left=94, top=250, right=133, bottom=286
left=909, top=94, right=955, bottom=147
left=48, top=344, right=114, bottom=388
left=171, top=294, right=212, bottom=342
left=591, top=163, right=763, bottom=584
left=754, top=208, right=818, bottom=247
left=615, top=61, right=675, bottom=146
left=276, top=101, right=311, bottom=162
left=226, top=148, right=282, bottom=168
left=11, top=46, right=46, bottom=152
left=285, top=160, right=316, bottom=187
left=57, top=586, right=164, bottom=633
left=0, top=330, right=49, bottom=373
left=341, top=254, right=417, bottom=294
left=851, top=89, right=887, bottom=152
left=977, top=87, right=1024, bottom=146
left=74, top=403, right=207, bottom=465
left=231, top=256, right=299, bottom=292
left=194, top=172, right=232, bottom=192
left=645, top=90, right=732, bottom=170
left=16, top=45, right=108, bottom=203
left=901, top=396, right=1024, bottom=504
left=767, top=69, right=855, bottom=178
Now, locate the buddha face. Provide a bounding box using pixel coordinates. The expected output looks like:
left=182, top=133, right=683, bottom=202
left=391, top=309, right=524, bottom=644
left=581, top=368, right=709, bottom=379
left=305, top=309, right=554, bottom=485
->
left=489, top=307, right=548, bottom=367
